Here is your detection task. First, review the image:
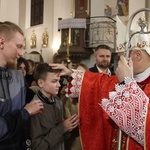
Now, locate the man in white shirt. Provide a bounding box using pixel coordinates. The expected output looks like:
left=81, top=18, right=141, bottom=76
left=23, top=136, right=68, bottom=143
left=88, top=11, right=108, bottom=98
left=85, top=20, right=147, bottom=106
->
left=89, top=44, right=113, bottom=76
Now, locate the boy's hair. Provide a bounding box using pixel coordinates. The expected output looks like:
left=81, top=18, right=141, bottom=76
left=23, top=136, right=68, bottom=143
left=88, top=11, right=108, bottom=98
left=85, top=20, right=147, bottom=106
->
left=33, top=63, right=61, bottom=84
left=0, top=21, right=24, bottom=41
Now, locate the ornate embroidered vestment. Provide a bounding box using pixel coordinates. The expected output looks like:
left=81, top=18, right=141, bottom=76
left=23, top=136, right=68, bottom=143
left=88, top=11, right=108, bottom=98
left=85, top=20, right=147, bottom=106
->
left=68, top=70, right=150, bottom=150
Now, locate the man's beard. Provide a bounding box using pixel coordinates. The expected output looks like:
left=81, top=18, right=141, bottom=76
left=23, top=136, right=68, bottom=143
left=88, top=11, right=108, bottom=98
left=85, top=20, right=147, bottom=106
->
left=7, top=61, right=17, bottom=69
left=98, top=62, right=110, bottom=69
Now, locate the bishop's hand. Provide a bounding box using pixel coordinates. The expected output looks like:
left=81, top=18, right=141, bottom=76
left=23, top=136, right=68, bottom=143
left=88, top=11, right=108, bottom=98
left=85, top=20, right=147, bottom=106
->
left=116, top=55, right=133, bottom=82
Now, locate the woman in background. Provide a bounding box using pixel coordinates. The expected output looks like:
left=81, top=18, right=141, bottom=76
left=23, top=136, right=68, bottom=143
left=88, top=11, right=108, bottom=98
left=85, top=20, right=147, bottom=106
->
left=64, top=63, right=88, bottom=150
left=17, top=57, right=35, bottom=103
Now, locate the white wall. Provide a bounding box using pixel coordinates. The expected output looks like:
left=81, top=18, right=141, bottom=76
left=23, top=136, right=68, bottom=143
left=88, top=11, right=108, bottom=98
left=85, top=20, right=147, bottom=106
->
left=23, top=0, right=54, bottom=63
left=129, top=0, right=146, bottom=28
left=52, top=0, right=73, bottom=54
left=19, top=0, right=26, bottom=31
left=23, top=0, right=73, bottom=63
left=91, top=0, right=105, bottom=17
left=146, top=0, right=150, bottom=30
left=0, top=0, right=19, bottom=24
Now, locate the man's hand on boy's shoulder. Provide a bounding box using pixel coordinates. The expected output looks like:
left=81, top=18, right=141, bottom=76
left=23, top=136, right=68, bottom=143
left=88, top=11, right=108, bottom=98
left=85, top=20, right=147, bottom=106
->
left=24, top=100, right=44, bottom=116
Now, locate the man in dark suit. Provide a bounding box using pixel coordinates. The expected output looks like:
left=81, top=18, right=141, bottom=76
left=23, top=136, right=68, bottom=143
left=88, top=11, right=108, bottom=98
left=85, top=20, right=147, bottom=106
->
left=89, top=44, right=114, bottom=76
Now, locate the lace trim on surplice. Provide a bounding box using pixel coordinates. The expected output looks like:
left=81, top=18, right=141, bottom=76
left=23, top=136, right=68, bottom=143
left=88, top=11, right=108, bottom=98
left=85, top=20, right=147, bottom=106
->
left=66, top=70, right=84, bottom=98
left=101, top=77, right=149, bottom=146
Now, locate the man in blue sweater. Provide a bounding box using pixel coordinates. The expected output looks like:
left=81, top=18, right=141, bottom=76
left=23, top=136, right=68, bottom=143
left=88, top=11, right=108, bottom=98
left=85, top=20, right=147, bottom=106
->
left=0, top=21, right=44, bottom=149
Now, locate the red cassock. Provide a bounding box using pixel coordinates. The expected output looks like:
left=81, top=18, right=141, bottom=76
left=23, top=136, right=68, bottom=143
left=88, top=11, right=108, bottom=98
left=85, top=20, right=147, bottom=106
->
left=78, top=71, right=150, bottom=150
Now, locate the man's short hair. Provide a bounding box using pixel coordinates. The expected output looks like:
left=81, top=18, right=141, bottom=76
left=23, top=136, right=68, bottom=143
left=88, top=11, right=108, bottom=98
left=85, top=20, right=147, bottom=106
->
left=95, top=44, right=111, bottom=52
left=0, top=21, right=24, bottom=40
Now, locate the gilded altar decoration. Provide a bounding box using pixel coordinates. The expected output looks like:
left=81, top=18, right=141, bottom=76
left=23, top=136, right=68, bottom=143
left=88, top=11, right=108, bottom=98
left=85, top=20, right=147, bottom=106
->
left=42, top=31, right=48, bottom=48
left=30, top=32, right=36, bottom=49
left=23, top=37, right=26, bottom=49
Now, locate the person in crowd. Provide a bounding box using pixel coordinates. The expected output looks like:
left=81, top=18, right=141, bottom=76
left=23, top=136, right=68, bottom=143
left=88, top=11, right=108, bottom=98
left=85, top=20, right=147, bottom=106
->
left=25, top=59, right=36, bottom=87
left=53, top=53, right=68, bottom=98
left=52, top=53, right=70, bottom=120
left=17, top=57, right=35, bottom=103
left=89, top=44, right=114, bottom=75
left=17, top=57, right=36, bottom=149
left=49, top=16, right=150, bottom=149
left=0, top=21, right=44, bottom=150
left=30, top=63, right=79, bottom=150
left=53, top=53, right=68, bottom=67
left=17, top=57, right=29, bottom=76
left=64, top=63, right=88, bottom=150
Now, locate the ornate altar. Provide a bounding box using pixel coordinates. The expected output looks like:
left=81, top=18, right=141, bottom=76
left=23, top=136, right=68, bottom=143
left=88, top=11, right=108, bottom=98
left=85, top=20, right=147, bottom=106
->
left=58, top=18, right=92, bottom=64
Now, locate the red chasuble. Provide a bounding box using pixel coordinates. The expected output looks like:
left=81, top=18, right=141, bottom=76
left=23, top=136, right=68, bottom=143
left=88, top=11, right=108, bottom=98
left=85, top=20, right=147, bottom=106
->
left=79, top=71, right=150, bottom=150
left=79, top=71, right=119, bottom=150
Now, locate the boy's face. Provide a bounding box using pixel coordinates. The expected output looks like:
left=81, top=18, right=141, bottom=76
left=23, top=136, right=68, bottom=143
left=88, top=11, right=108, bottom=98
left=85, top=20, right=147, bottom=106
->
left=39, top=72, right=60, bottom=97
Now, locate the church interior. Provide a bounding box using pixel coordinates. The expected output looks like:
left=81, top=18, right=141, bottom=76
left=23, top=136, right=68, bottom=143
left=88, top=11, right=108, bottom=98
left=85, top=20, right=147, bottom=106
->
left=0, top=0, right=149, bottom=68
left=0, top=1, right=150, bottom=149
